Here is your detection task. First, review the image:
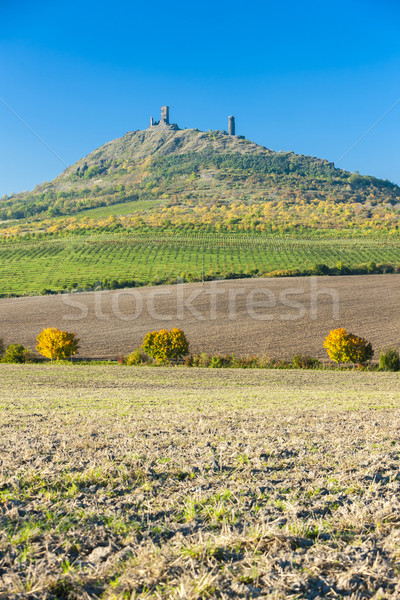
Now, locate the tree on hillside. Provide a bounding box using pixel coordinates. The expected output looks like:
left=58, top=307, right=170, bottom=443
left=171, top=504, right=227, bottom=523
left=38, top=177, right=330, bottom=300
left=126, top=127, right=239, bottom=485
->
left=36, top=328, right=80, bottom=362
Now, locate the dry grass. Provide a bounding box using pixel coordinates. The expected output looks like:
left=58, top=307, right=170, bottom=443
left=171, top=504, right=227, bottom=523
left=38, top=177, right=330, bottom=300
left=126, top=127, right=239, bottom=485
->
left=0, top=274, right=399, bottom=359
left=1, top=365, right=400, bottom=598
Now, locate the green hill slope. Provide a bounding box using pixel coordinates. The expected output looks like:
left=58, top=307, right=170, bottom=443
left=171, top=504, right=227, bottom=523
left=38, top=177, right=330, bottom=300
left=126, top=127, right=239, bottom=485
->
left=1, top=126, right=400, bottom=296
left=1, top=128, right=399, bottom=237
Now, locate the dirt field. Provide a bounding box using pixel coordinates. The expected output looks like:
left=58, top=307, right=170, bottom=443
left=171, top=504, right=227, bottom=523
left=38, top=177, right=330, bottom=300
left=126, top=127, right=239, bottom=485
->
left=0, top=274, right=399, bottom=359
left=1, top=365, right=400, bottom=599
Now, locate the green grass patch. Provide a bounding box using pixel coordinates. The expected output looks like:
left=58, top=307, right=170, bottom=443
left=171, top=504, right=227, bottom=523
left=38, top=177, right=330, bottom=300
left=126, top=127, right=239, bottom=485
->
left=74, top=199, right=162, bottom=219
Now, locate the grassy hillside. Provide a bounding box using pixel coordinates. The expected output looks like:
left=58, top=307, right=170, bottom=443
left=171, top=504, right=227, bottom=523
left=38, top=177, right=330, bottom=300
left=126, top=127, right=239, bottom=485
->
left=1, top=128, right=400, bottom=237
left=1, top=127, right=400, bottom=294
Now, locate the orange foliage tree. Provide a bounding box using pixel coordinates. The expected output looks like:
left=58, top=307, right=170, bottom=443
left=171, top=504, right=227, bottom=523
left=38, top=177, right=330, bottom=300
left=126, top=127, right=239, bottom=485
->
left=36, top=327, right=80, bottom=361
left=323, top=328, right=373, bottom=365
left=141, top=328, right=189, bottom=362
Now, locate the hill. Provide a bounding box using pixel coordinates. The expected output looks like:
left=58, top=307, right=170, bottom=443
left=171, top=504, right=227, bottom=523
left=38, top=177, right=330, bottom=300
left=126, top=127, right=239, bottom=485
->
left=1, top=120, right=400, bottom=296
left=1, top=126, right=400, bottom=237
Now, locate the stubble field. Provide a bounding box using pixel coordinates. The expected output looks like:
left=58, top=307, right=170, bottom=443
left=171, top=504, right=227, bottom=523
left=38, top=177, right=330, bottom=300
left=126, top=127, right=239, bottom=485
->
left=1, top=365, right=400, bottom=598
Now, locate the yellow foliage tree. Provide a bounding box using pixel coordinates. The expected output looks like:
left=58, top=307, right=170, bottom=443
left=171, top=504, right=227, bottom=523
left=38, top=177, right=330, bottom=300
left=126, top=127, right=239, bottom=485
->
left=323, top=328, right=373, bottom=365
left=169, top=327, right=189, bottom=360
left=141, top=328, right=189, bottom=362
left=36, top=327, right=80, bottom=361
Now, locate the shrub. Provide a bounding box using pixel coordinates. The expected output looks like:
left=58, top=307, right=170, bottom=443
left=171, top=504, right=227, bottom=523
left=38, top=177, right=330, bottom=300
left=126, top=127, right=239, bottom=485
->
left=251, top=356, right=273, bottom=368
left=0, top=338, right=4, bottom=358
left=190, top=353, right=211, bottom=367
left=335, top=261, right=350, bottom=275
left=267, top=268, right=302, bottom=278
left=36, top=327, right=80, bottom=361
left=209, top=354, right=232, bottom=368
left=312, top=263, right=330, bottom=276
left=189, top=354, right=272, bottom=368
left=382, top=263, right=394, bottom=274
left=125, top=348, right=152, bottom=366
left=273, top=359, right=292, bottom=369
left=323, top=328, right=373, bottom=365
left=184, top=355, right=193, bottom=366
left=379, top=348, right=400, bottom=371
left=141, top=328, right=189, bottom=363
left=3, top=344, right=31, bottom=363
left=198, top=352, right=211, bottom=367
left=209, top=356, right=222, bottom=368
left=291, top=354, right=322, bottom=369
left=231, top=355, right=262, bottom=368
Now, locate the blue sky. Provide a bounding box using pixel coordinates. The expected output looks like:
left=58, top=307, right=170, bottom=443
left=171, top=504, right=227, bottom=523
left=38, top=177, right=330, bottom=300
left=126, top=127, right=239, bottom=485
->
left=1, top=0, right=400, bottom=195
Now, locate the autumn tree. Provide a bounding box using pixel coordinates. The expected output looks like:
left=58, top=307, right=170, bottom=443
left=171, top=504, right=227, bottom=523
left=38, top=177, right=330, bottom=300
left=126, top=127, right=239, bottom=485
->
left=36, top=327, right=80, bottom=361
left=323, top=328, right=373, bottom=366
left=141, top=328, right=189, bottom=362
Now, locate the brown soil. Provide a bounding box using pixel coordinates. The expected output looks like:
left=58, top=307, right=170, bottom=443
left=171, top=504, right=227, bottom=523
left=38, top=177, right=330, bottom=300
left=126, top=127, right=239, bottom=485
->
left=0, top=274, right=399, bottom=359
left=1, top=366, right=400, bottom=599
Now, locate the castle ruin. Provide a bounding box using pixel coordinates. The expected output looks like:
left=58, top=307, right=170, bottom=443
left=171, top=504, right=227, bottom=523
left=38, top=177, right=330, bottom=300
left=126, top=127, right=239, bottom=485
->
left=149, top=106, right=179, bottom=130
left=148, top=106, right=237, bottom=135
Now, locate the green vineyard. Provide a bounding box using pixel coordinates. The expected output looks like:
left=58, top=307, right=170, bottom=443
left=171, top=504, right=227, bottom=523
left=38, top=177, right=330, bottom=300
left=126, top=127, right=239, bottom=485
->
left=1, top=233, right=400, bottom=296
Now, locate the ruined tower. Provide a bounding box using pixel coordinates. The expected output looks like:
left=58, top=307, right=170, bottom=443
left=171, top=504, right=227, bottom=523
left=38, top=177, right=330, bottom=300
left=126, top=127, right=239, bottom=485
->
left=149, top=106, right=179, bottom=130
left=161, top=106, right=169, bottom=125
left=228, top=116, right=235, bottom=136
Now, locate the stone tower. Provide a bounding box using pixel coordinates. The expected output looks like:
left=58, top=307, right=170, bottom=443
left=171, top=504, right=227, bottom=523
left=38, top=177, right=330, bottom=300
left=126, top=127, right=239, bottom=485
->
left=149, top=106, right=179, bottom=130
left=161, top=106, right=170, bottom=125
left=228, top=116, right=235, bottom=136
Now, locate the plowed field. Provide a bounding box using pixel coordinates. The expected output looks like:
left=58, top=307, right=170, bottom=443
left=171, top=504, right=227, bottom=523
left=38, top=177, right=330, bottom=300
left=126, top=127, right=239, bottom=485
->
left=0, top=274, right=399, bottom=359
